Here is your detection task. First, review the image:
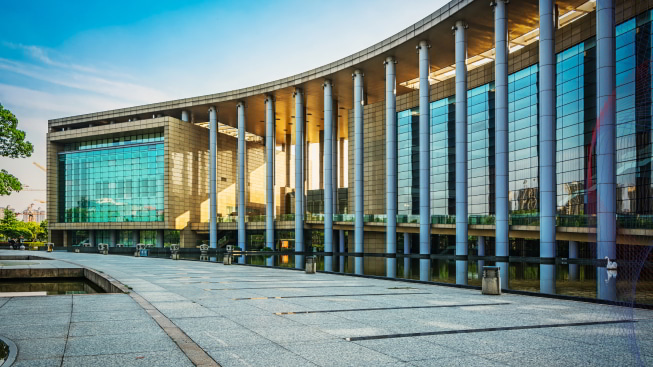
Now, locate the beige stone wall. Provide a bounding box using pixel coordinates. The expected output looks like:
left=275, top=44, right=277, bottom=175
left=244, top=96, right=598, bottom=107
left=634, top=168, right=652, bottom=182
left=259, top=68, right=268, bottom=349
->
left=275, top=143, right=295, bottom=215
left=166, top=118, right=209, bottom=228
left=245, top=142, right=266, bottom=215
left=363, top=231, right=386, bottom=254
left=45, top=135, right=62, bottom=225
left=617, top=0, right=653, bottom=24
left=167, top=119, right=265, bottom=225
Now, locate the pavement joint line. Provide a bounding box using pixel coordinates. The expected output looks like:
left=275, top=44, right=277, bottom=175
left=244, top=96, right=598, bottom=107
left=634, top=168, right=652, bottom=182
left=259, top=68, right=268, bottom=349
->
left=232, top=292, right=430, bottom=300
left=60, top=294, right=74, bottom=366
left=129, top=292, right=221, bottom=367
left=203, top=285, right=373, bottom=291
left=344, top=319, right=637, bottom=342
left=32, top=254, right=221, bottom=367
left=274, top=302, right=512, bottom=315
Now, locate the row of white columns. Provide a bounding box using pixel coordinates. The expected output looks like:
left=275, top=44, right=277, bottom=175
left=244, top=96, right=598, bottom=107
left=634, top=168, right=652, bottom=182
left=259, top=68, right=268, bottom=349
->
left=202, top=0, right=617, bottom=288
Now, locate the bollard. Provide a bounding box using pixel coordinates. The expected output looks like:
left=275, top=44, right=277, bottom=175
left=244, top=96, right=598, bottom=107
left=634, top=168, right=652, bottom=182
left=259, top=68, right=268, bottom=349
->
left=223, top=244, right=233, bottom=265
left=135, top=243, right=145, bottom=257
left=305, top=256, right=317, bottom=274
left=170, top=244, right=180, bottom=260
left=482, top=266, right=501, bottom=295
left=98, top=243, right=108, bottom=255
left=199, top=244, right=209, bottom=261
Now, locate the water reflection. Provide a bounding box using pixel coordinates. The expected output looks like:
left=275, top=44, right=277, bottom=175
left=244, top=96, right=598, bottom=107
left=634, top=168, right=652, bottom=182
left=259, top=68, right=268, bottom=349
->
left=0, top=278, right=104, bottom=295
left=387, top=258, right=396, bottom=278
left=540, top=264, right=556, bottom=295
left=498, top=262, right=509, bottom=290
left=420, top=259, right=430, bottom=281
left=140, top=250, right=653, bottom=306
left=456, top=260, right=468, bottom=285
left=325, top=256, right=333, bottom=272
left=355, top=257, right=363, bottom=275
left=598, top=267, right=617, bottom=301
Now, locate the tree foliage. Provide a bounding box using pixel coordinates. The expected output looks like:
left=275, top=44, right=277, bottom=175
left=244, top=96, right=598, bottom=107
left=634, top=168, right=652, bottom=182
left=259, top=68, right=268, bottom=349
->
left=0, top=208, right=46, bottom=240
left=0, top=170, right=23, bottom=195
left=0, top=103, right=33, bottom=195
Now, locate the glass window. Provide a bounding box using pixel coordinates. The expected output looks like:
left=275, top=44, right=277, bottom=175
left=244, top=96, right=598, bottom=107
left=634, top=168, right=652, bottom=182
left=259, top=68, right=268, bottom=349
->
left=58, top=142, right=164, bottom=222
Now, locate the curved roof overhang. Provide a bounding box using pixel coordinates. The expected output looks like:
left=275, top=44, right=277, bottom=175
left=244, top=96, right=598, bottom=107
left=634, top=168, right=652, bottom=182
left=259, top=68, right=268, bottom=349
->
left=49, top=0, right=587, bottom=145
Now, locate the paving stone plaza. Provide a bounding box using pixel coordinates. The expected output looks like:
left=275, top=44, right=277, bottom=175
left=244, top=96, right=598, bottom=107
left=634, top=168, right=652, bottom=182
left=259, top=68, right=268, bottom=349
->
left=1, top=250, right=652, bottom=366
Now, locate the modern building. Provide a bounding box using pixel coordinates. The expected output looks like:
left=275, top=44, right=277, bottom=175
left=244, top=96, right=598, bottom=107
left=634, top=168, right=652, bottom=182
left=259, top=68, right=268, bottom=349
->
left=47, top=0, right=652, bottom=298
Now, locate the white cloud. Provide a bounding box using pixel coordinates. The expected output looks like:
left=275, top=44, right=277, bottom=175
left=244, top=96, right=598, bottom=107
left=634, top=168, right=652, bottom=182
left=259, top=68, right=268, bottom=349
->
left=0, top=83, right=129, bottom=116
left=0, top=57, right=168, bottom=105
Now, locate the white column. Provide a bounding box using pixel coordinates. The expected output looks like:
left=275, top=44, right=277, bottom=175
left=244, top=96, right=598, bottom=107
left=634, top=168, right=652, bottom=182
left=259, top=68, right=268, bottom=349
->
left=454, top=20, right=469, bottom=285
left=294, top=88, right=305, bottom=269
left=385, top=56, right=398, bottom=278
left=209, top=106, right=218, bottom=249
left=237, top=102, right=246, bottom=256
left=324, top=80, right=334, bottom=253
left=539, top=0, right=557, bottom=294
left=596, top=0, right=617, bottom=302
left=265, top=96, right=275, bottom=250
left=353, top=70, right=364, bottom=275
left=596, top=0, right=616, bottom=260
left=494, top=0, right=510, bottom=259
left=418, top=41, right=431, bottom=282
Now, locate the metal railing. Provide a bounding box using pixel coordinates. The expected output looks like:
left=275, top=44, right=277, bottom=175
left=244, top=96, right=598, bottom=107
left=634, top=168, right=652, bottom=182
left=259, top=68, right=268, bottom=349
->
left=212, top=213, right=653, bottom=230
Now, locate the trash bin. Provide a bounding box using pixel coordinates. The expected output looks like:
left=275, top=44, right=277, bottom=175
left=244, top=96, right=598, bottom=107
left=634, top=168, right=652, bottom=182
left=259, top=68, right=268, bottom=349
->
left=223, top=254, right=232, bottom=265
left=482, top=266, right=501, bottom=295
left=47, top=243, right=54, bottom=252
left=305, top=256, right=317, bottom=274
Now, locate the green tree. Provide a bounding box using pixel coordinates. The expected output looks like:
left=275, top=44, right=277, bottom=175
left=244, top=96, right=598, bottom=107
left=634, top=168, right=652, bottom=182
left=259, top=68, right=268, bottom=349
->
left=0, top=208, right=31, bottom=239
left=24, top=221, right=45, bottom=241
left=39, top=220, right=48, bottom=241
left=0, top=104, right=34, bottom=195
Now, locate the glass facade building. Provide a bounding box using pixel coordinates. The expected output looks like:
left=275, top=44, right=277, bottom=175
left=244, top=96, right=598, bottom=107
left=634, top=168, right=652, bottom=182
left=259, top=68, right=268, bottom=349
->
left=46, top=1, right=653, bottom=300
left=430, top=97, right=456, bottom=216
left=396, top=11, right=653, bottom=225
left=58, top=134, right=164, bottom=223
left=397, top=108, right=420, bottom=216
left=615, top=14, right=653, bottom=215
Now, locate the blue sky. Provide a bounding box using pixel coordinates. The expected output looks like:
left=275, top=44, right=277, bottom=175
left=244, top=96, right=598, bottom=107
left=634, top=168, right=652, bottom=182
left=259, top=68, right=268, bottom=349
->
left=0, top=0, right=447, bottom=210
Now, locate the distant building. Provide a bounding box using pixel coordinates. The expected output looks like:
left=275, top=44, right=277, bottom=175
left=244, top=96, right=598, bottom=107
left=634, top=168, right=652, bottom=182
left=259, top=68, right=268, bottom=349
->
left=15, top=204, right=46, bottom=223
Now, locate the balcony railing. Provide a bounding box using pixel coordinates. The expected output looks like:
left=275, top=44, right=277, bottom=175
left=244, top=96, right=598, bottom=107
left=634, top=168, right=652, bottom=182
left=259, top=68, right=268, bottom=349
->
left=212, top=213, right=653, bottom=230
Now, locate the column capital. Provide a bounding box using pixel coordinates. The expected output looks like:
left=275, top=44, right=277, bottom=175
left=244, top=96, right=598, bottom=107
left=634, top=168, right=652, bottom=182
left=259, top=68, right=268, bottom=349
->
left=293, top=88, right=303, bottom=97
left=236, top=101, right=245, bottom=109
left=416, top=40, right=431, bottom=50
left=490, top=0, right=509, bottom=7
left=383, top=56, right=397, bottom=65
left=352, top=69, right=364, bottom=78
left=451, top=21, right=469, bottom=33
left=208, top=106, right=217, bottom=114
left=322, top=79, right=333, bottom=89
left=264, top=95, right=275, bottom=103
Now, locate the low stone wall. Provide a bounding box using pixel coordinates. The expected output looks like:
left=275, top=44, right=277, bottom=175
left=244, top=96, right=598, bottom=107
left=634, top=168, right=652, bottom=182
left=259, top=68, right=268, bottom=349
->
left=82, top=268, right=128, bottom=294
